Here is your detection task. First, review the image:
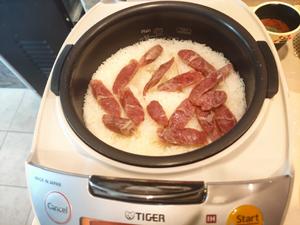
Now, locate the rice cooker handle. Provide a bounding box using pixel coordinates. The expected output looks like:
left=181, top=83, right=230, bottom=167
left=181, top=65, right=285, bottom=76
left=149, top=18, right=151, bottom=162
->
left=89, top=175, right=207, bottom=204
left=257, top=41, right=279, bottom=98
left=50, top=44, right=73, bottom=96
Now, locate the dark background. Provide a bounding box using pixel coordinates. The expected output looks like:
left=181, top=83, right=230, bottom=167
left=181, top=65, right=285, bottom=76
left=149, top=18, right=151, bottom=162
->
left=0, top=0, right=84, bottom=95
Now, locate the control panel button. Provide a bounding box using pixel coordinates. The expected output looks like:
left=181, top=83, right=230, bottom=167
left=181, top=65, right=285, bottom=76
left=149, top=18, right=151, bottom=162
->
left=226, top=205, right=263, bottom=225
left=45, top=191, right=71, bottom=224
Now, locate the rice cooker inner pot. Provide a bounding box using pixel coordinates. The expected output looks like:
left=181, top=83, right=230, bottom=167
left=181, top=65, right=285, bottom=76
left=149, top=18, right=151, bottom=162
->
left=51, top=1, right=278, bottom=167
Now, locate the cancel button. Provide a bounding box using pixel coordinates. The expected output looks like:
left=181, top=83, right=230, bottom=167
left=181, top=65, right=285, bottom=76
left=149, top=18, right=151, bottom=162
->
left=45, top=191, right=71, bottom=224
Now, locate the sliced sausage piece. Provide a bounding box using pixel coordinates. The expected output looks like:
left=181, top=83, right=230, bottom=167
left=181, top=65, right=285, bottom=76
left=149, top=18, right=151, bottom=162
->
left=195, top=108, right=222, bottom=141
left=158, top=127, right=207, bottom=145
left=143, top=57, right=174, bottom=96
left=139, top=44, right=163, bottom=67
left=178, top=49, right=216, bottom=76
left=216, top=63, right=233, bottom=82
left=102, top=114, right=136, bottom=136
left=196, top=90, right=227, bottom=111
left=112, top=59, right=139, bottom=95
left=189, top=74, right=218, bottom=106
left=168, top=98, right=195, bottom=129
left=157, top=71, right=204, bottom=92
left=214, top=105, right=237, bottom=134
left=90, top=80, right=121, bottom=117
left=119, top=88, right=144, bottom=125
left=147, top=101, right=168, bottom=127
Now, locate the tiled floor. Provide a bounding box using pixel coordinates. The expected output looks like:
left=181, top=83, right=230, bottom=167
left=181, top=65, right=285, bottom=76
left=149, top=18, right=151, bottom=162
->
left=0, top=58, right=26, bottom=89
left=0, top=88, right=41, bottom=225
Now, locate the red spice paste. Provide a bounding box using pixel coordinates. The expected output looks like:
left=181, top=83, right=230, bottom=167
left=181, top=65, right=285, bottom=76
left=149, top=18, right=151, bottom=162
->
left=261, top=18, right=290, bottom=32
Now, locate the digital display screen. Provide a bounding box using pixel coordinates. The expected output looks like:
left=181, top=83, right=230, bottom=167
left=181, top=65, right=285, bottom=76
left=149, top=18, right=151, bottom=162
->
left=81, top=217, right=137, bottom=225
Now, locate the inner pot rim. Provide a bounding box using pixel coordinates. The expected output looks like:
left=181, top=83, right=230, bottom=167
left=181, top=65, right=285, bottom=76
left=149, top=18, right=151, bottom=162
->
left=58, top=1, right=268, bottom=168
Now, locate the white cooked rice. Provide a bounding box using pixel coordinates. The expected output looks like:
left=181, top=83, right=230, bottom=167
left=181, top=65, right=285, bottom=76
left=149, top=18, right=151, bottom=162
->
left=83, top=38, right=247, bottom=156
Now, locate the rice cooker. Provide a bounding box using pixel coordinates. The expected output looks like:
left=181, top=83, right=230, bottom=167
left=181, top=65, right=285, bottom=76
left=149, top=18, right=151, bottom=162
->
left=25, top=0, right=293, bottom=224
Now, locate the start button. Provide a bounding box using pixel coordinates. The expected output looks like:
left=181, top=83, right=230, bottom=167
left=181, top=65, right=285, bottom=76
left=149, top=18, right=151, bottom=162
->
left=45, top=191, right=71, bottom=224
left=226, top=205, right=263, bottom=225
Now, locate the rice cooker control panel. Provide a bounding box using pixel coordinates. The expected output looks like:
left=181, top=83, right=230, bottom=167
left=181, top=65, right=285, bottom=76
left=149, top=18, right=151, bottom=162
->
left=26, top=164, right=291, bottom=225
left=80, top=205, right=264, bottom=225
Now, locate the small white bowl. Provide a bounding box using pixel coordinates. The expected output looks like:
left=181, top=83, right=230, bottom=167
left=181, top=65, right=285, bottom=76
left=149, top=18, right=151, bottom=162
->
left=254, top=1, right=300, bottom=48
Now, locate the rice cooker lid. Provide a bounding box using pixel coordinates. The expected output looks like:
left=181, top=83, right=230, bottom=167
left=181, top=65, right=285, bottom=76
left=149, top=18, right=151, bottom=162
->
left=51, top=1, right=278, bottom=168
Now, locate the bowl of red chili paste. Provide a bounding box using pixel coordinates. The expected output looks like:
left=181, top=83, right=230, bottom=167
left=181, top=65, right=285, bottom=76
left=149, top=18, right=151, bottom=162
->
left=255, top=1, right=300, bottom=49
